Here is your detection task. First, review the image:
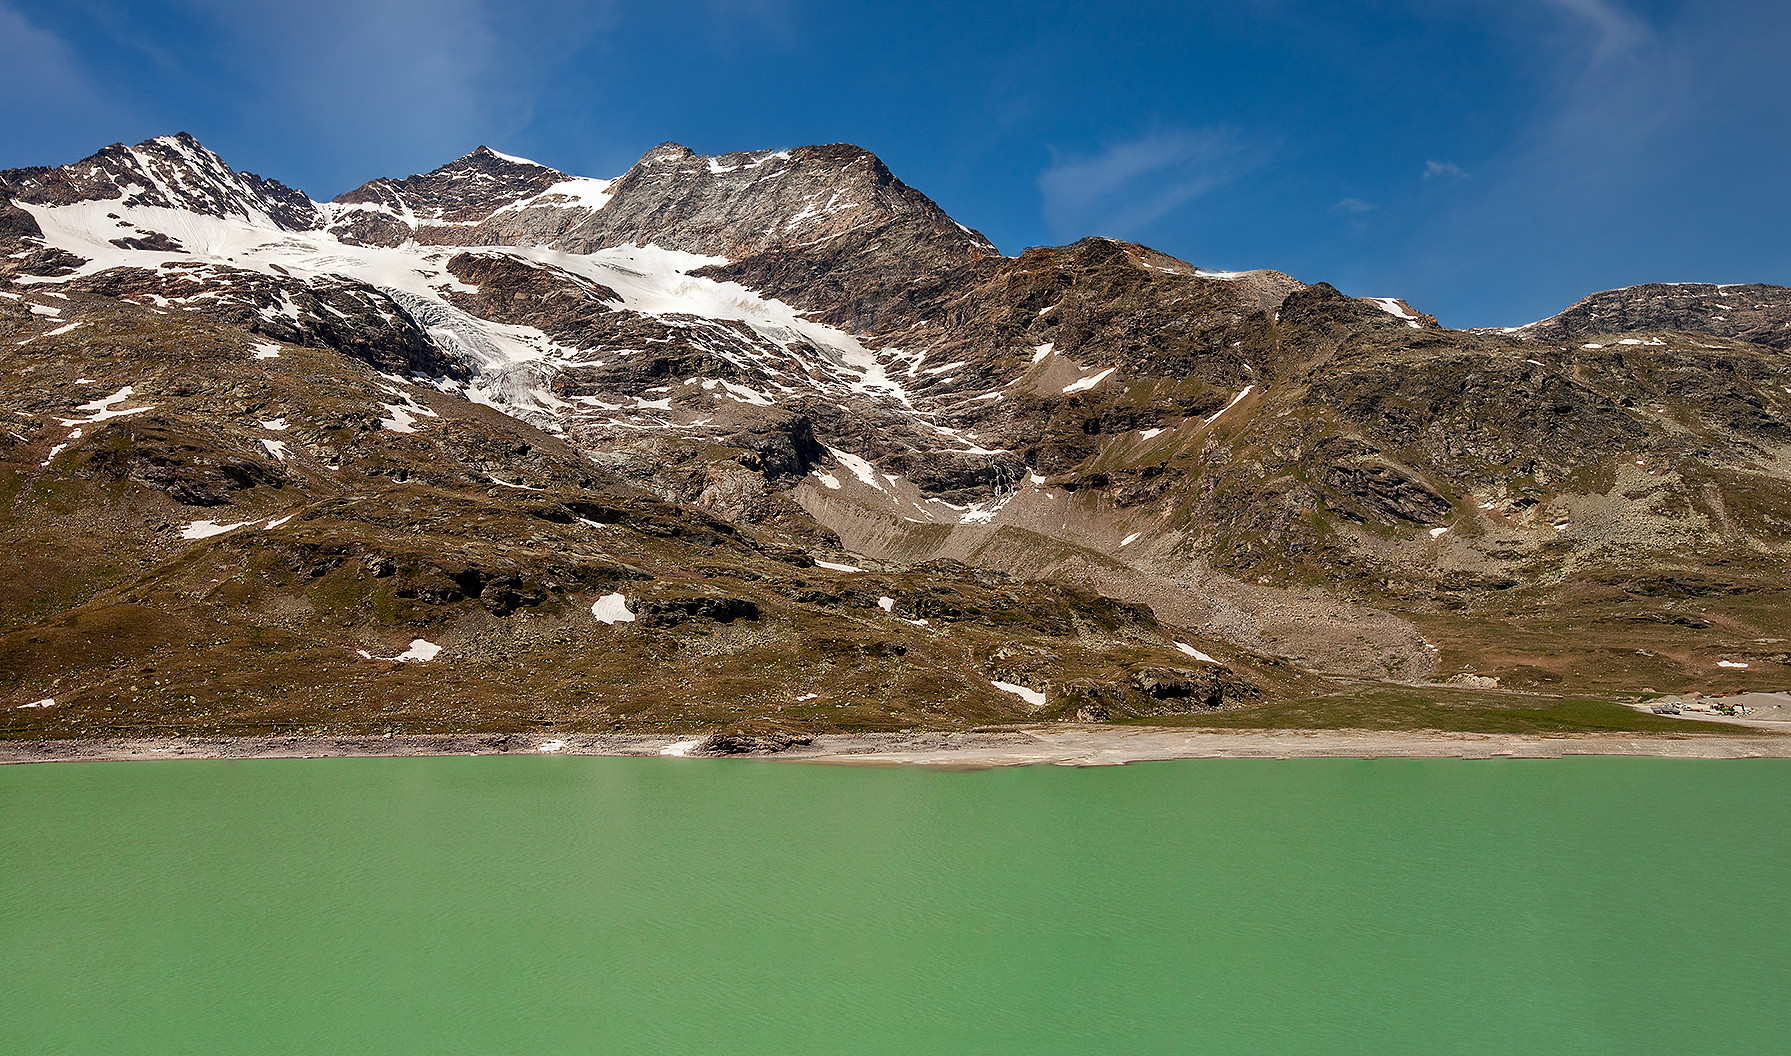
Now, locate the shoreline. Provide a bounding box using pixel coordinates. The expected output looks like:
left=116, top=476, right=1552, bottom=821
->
left=3, top=725, right=1789, bottom=767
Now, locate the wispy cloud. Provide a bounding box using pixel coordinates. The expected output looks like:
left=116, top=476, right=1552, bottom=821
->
left=0, top=2, right=123, bottom=158
left=1423, top=159, right=1469, bottom=180
left=1330, top=198, right=1377, bottom=215
left=1537, top=0, right=1648, bottom=62
left=168, top=0, right=617, bottom=190
left=1038, top=127, right=1256, bottom=242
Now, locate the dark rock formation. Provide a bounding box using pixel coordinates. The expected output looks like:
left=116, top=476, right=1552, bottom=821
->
left=1521, top=282, right=1791, bottom=350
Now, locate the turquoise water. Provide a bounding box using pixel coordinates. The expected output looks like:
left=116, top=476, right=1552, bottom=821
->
left=2, top=756, right=1786, bottom=1054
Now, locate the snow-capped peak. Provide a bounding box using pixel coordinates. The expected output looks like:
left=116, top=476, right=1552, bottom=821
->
left=0, top=132, right=320, bottom=232
left=471, top=146, right=549, bottom=168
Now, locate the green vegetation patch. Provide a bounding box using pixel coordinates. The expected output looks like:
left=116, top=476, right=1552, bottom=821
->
left=1122, top=684, right=1758, bottom=735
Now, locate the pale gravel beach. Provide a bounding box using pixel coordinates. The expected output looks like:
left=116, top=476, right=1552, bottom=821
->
left=2, top=725, right=1788, bottom=768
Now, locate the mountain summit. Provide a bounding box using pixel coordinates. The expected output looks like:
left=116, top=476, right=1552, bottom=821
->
left=2, top=133, right=1788, bottom=738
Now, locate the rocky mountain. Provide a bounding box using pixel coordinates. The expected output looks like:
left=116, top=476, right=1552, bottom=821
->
left=3, top=133, right=1787, bottom=741
left=1515, top=282, right=1791, bottom=351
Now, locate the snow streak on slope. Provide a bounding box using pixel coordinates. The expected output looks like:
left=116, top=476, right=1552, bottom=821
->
left=528, top=243, right=916, bottom=407
left=15, top=176, right=934, bottom=443
left=11, top=140, right=1051, bottom=533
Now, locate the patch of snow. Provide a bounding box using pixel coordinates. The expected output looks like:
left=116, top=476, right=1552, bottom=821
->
left=394, top=639, right=441, bottom=663
left=815, top=559, right=863, bottom=572
left=660, top=738, right=704, bottom=757
left=1138, top=427, right=1166, bottom=440
left=180, top=519, right=254, bottom=540
left=1367, top=297, right=1423, bottom=328
left=591, top=592, right=635, bottom=624
left=264, top=515, right=295, bottom=529
left=379, top=405, right=419, bottom=433
left=1062, top=367, right=1116, bottom=394
left=1429, top=526, right=1449, bottom=538
left=815, top=471, right=841, bottom=490
left=260, top=438, right=288, bottom=460
left=1120, top=532, right=1142, bottom=547
left=698, top=377, right=775, bottom=405
left=486, top=476, right=543, bottom=491
left=58, top=385, right=155, bottom=426
left=1202, top=385, right=1255, bottom=425
left=1716, top=660, right=1749, bottom=669
left=827, top=447, right=884, bottom=490
left=17, top=698, right=56, bottom=709
left=991, top=681, right=1046, bottom=707
left=877, top=596, right=896, bottom=613
left=29, top=303, right=62, bottom=317
left=44, top=321, right=84, bottom=337
left=958, top=488, right=1019, bottom=524
left=795, top=692, right=819, bottom=702
left=1031, top=342, right=1055, bottom=362
left=259, top=417, right=288, bottom=431
left=1174, top=642, right=1218, bottom=663
left=482, top=147, right=543, bottom=166
left=251, top=342, right=282, bottom=359
left=538, top=739, right=568, bottom=753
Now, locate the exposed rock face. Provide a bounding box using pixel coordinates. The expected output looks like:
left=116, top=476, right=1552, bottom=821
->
left=70, top=264, right=460, bottom=378
left=326, top=141, right=996, bottom=268
left=1519, top=282, right=1791, bottom=350
left=533, top=142, right=993, bottom=260
left=328, top=146, right=572, bottom=245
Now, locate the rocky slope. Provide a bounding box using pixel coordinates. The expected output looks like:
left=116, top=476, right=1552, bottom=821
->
left=1516, top=282, right=1791, bottom=351
left=2, top=133, right=1788, bottom=738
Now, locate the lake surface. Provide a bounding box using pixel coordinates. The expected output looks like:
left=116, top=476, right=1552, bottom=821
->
left=2, top=756, right=1786, bottom=1054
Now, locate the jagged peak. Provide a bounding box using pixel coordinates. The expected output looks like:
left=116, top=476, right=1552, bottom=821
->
left=466, top=145, right=551, bottom=169
left=0, top=131, right=319, bottom=231
left=327, top=145, right=571, bottom=228
left=637, top=142, right=699, bottom=166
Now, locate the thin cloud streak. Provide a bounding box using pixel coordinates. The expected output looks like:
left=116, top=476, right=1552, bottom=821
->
left=0, top=2, right=126, bottom=159
left=1038, top=127, right=1256, bottom=243
left=1538, top=0, right=1649, bottom=62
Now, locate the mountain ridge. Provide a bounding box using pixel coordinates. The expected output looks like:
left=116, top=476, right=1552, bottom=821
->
left=3, top=131, right=1789, bottom=739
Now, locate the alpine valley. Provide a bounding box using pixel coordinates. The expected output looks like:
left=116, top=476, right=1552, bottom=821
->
left=4, top=133, right=1789, bottom=745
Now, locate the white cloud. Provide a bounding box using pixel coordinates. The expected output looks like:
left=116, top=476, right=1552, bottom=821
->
left=1330, top=198, right=1377, bottom=215
left=1423, top=160, right=1469, bottom=180
left=1038, top=127, right=1256, bottom=241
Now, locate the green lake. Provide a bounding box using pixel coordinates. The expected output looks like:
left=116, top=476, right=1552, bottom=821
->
left=2, top=756, right=1786, bottom=1054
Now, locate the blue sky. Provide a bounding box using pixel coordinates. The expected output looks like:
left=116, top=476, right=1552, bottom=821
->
left=2, top=0, right=1786, bottom=327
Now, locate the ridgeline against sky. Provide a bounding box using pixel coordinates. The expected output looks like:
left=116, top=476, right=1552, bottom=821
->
left=1, top=0, right=1787, bottom=327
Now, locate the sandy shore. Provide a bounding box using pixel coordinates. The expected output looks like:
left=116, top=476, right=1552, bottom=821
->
left=2, top=725, right=1788, bottom=767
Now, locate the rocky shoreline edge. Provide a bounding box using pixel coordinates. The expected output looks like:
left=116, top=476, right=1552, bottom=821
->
left=3, top=726, right=1789, bottom=767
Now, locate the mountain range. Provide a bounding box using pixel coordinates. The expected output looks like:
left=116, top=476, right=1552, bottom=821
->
left=3, top=133, right=1787, bottom=744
